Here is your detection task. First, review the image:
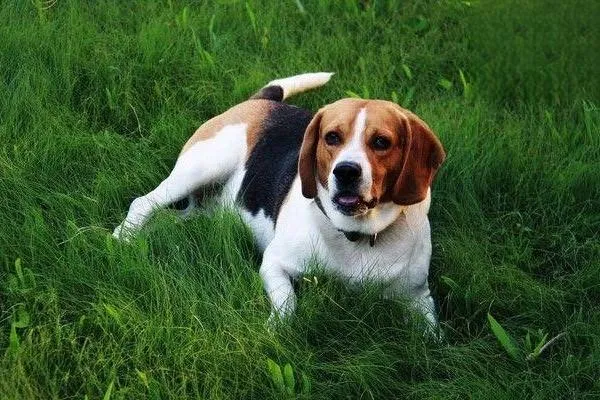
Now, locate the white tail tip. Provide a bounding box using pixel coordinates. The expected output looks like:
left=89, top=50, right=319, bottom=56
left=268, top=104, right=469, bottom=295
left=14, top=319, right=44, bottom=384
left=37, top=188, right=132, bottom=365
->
left=267, top=72, right=334, bottom=100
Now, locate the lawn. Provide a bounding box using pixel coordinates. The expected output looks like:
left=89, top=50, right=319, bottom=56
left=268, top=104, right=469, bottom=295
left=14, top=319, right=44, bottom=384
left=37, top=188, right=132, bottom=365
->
left=1, top=0, right=599, bottom=398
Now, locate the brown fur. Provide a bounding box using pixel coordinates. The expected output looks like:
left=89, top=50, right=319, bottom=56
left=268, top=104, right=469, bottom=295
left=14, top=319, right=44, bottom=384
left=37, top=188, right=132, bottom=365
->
left=390, top=107, right=445, bottom=205
left=298, top=109, right=322, bottom=198
left=299, top=99, right=445, bottom=205
left=180, top=100, right=274, bottom=156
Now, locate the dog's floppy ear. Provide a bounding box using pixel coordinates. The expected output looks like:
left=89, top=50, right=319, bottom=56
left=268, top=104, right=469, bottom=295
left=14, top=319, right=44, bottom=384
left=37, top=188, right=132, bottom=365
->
left=298, top=108, right=324, bottom=198
left=392, top=109, right=445, bottom=205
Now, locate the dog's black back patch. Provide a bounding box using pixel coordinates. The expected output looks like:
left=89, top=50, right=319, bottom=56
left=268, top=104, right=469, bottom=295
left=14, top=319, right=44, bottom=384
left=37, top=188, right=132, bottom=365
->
left=238, top=102, right=313, bottom=223
left=250, top=85, right=284, bottom=102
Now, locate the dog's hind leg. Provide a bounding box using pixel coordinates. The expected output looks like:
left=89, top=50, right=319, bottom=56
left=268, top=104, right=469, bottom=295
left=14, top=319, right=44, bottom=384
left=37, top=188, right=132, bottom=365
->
left=113, top=123, right=248, bottom=240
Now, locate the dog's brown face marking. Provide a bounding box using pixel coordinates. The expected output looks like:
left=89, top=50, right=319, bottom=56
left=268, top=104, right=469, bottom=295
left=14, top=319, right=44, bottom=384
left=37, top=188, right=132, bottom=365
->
left=361, top=101, right=409, bottom=203
left=299, top=99, right=445, bottom=207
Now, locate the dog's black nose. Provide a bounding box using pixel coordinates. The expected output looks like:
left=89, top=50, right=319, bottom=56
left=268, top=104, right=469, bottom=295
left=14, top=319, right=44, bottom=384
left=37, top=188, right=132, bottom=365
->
left=333, top=161, right=362, bottom=185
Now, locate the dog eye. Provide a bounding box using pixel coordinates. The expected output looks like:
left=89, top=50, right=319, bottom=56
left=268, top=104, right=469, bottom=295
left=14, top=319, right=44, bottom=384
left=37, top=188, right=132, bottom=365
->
left=324, top=131, right=342, bottom=146
left=371, top=135, right=391, bottom=151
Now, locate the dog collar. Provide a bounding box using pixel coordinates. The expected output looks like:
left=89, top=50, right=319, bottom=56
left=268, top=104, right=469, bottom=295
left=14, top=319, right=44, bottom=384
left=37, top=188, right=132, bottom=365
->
left=313, top=197, right=377, bottom=247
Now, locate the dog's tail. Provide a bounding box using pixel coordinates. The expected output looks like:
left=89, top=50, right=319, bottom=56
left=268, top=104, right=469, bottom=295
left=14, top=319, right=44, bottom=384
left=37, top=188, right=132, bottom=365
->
left=251, top=72, right=334, bottom=102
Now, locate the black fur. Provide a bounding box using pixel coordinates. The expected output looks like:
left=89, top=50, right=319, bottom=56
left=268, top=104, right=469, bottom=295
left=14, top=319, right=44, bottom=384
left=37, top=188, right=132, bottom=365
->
left=238, top=102, right=313, bottom=223
left=250, top=85, right=284, bottom=102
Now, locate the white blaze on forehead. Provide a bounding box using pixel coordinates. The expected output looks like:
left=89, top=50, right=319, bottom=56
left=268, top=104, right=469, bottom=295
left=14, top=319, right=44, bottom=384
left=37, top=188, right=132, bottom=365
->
left=330, top=107, right=373, bottom=200
left=352, top=107, right=367, bottom=139
left=337, top=107, right=367, bottom=162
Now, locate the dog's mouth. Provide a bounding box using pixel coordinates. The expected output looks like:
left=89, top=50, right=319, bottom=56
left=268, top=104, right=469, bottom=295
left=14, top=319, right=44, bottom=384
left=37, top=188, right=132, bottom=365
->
left=333, top=193, right=377, bottom=215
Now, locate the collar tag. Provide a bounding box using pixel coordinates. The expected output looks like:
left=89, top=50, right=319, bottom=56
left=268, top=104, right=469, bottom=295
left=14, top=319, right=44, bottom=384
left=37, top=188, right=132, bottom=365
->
left=369, top=232, right=377, bottom=247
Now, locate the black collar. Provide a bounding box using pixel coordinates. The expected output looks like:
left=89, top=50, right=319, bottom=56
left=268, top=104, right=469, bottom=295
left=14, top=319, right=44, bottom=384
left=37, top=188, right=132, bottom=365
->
left=313, top=197, right=377, bottom=247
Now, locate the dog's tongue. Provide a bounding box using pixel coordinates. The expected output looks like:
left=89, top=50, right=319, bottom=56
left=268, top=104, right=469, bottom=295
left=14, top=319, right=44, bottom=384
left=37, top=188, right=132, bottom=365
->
left=337, top=195, right=360, bottom=207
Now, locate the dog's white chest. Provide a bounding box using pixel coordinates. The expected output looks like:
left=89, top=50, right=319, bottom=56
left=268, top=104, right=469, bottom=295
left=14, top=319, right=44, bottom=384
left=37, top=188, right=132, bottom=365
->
left=249, top=178, right=431, bottom=292
left=313, top=218, right=420, bottom=283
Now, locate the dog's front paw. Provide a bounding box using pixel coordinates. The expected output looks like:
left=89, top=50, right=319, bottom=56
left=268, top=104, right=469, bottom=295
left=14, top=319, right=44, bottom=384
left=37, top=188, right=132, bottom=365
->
left=422, top=321, right=445, bottom=344
left=265, top=307, right=293, bottom=332
left=112, top=221, right=136, bottom=242
left=266, top=309, right=283, bottom=330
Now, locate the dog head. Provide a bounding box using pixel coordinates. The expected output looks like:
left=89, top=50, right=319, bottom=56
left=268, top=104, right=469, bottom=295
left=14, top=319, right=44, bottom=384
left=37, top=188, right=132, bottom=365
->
left=299, top=99, right=445, bottom=234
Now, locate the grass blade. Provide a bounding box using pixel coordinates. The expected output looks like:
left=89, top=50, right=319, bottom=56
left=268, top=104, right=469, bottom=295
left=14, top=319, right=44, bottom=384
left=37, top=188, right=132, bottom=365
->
left=266, top=358, right=285, bottom=392
left=283, top=363, right=295, bottom=395
left=102, top=380, right=114, bottom=400
left=488, top=313, right=520, bottom=360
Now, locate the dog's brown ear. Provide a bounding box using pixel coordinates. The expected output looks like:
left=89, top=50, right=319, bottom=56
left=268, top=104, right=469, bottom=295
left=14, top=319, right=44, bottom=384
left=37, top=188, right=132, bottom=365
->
left=298, top=109, right=324, bottom=198
left=392, top=110, right=445, bottom=205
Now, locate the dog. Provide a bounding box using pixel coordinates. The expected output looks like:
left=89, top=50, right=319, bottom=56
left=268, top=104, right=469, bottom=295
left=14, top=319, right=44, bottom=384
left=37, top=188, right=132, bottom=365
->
left=113, top=73, right=445, bottom=330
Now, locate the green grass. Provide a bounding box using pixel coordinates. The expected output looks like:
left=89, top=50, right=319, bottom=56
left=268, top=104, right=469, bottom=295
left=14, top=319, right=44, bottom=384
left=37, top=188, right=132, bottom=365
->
left=1, top=0, right=599, bottom=398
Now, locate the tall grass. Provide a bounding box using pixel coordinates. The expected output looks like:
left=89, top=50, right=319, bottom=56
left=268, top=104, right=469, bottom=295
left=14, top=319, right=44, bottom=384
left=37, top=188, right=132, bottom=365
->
left=1, top=0, right=598, bottom=398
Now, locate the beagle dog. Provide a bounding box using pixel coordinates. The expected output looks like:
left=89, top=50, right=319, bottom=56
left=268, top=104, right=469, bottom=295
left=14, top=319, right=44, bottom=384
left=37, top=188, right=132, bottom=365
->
left=113, top=73, right=445, bottom=330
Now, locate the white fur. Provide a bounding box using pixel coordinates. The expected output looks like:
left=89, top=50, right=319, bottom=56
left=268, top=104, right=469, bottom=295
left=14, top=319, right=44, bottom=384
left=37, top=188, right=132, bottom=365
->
left=267, top=72, right=334, bottom=100
left=241, top=209, right=275, bottom=252
left=221, top=166, right=246, bottom=206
